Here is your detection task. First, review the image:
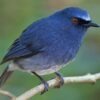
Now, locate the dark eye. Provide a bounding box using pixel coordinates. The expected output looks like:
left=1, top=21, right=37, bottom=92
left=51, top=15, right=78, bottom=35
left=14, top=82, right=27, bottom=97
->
left=72, top=17, right=79, bottom=24
left=72, top=17, right=91, bottom=25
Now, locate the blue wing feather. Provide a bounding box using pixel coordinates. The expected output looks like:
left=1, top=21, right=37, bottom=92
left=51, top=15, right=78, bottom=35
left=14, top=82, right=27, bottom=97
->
left=0, top=19, right=46, bottom=64
left=1, top=38, right=41, bottom=64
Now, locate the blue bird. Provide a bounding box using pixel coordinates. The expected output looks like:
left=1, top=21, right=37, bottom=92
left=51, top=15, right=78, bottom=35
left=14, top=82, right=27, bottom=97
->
left=0, top=7, right=100, bottom=93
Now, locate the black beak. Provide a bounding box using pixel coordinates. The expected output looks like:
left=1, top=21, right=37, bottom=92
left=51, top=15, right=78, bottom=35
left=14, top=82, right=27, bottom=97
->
left=84, top=22, right=100, bottom=27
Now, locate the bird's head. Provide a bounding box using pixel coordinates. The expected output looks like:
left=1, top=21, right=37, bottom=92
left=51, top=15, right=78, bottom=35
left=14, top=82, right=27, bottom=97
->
left=61, top=7, right=100, bottom=28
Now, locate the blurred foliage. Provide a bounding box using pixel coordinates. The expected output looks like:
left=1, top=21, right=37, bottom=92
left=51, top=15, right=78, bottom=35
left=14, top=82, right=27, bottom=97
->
left=0, top=0, right=100, bottom=100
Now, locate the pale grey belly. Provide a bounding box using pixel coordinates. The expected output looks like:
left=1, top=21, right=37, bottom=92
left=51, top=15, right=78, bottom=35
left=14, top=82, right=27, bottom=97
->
left=10, top=53, right=64, bottom=75
left=8, top=47, right=75, bottom=75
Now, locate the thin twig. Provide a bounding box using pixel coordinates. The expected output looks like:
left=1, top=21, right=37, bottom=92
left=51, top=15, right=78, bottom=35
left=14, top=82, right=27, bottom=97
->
left=0, top=89, right=16, bottom=100
left=16, top=73, right=100, bottom=100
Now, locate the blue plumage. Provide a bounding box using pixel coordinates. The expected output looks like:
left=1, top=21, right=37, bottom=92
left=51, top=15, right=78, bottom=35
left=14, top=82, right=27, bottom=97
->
left=0, top=7, right=99, bottom=90
left=1, top=7, right=88, bottom=64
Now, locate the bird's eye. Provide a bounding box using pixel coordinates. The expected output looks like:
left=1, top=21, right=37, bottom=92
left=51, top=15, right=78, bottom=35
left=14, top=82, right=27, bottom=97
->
left=72, top=17, right=79, bottom=24
left=72, top=17, right=91, bottom=25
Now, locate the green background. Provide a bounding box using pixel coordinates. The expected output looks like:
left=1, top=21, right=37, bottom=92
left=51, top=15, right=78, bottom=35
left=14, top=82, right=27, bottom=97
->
left=0, top=0, right=100, bottom=100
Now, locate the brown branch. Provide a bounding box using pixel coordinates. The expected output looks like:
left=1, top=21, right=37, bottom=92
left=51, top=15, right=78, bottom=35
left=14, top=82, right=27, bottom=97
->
left=15, top=73, right=100, bottom=100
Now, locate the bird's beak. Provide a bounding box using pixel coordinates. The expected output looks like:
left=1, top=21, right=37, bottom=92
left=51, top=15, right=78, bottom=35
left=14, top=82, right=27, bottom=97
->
left=84, top=22, right=100, bottom=27
left=88, top=22, right=100, bottom=27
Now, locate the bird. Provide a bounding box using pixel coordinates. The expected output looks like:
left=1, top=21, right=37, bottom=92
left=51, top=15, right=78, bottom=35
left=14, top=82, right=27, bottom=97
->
left=0, top=7, right=100, bottom=93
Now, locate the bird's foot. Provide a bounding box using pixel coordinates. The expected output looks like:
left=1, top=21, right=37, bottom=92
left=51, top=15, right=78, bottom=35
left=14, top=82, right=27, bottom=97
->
left=54, top=72, right=64, bottom=88
left=41, top=81, right=49, bottom=94
left=31, top=72, right=49, bottom=94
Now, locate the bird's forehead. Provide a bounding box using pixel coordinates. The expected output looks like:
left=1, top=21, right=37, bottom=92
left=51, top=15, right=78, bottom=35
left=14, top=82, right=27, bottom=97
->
left=74, top=12, right=91, bottom=21
left=64, top=7, right=91, bottom=21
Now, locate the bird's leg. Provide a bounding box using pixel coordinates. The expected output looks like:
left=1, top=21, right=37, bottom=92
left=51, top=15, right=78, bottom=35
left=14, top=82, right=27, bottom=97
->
left=54, top=72, right=64, bottom=88
left=0, top=66, right=13, bottom=87
left=32, top=72, right=49, bottom=94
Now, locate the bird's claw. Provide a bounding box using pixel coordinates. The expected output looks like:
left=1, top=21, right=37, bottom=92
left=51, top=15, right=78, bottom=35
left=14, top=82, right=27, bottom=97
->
left=54, top=72, right=64, bottom=88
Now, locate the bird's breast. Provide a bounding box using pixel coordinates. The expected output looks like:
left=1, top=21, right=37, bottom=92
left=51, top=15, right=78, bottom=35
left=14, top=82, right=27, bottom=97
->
left=44, top=38, right=81, bottom=65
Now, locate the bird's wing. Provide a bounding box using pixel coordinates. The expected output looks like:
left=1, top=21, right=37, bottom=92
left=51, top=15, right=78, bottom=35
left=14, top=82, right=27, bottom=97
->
left=0, top=16, right=62, bottom=64
left=0, top=19, right=47, bottom=64
left=0, top=38, right=42, bottom=64
left=0, top=17, right=49, bottom=65
left=0, top=36, right=43, bottom=64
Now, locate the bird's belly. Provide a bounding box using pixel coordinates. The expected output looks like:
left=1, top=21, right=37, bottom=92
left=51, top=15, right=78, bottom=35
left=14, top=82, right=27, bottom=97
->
left=9, top=46, right=77, bottom=75
left=9, top=62, right=62, bottom=76
left=35, top=65, right=62, bottom=75
left=11, top=53, right=63, bottom=75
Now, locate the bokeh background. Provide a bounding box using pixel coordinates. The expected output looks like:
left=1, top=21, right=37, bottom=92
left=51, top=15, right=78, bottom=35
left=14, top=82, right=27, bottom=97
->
left=0, top=0, right=100, bottom=100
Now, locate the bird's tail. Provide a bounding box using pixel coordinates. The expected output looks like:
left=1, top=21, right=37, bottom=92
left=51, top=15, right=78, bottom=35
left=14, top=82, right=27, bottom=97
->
left=0, top=66, right=13, bottom=87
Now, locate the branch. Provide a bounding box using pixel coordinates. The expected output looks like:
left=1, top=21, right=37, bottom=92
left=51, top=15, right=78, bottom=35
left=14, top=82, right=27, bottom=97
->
left=0, top=73, right=100, bottom=100
left=16, top=73, right=100, bottom=100
left=0, top=89, right=16, bottom=100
